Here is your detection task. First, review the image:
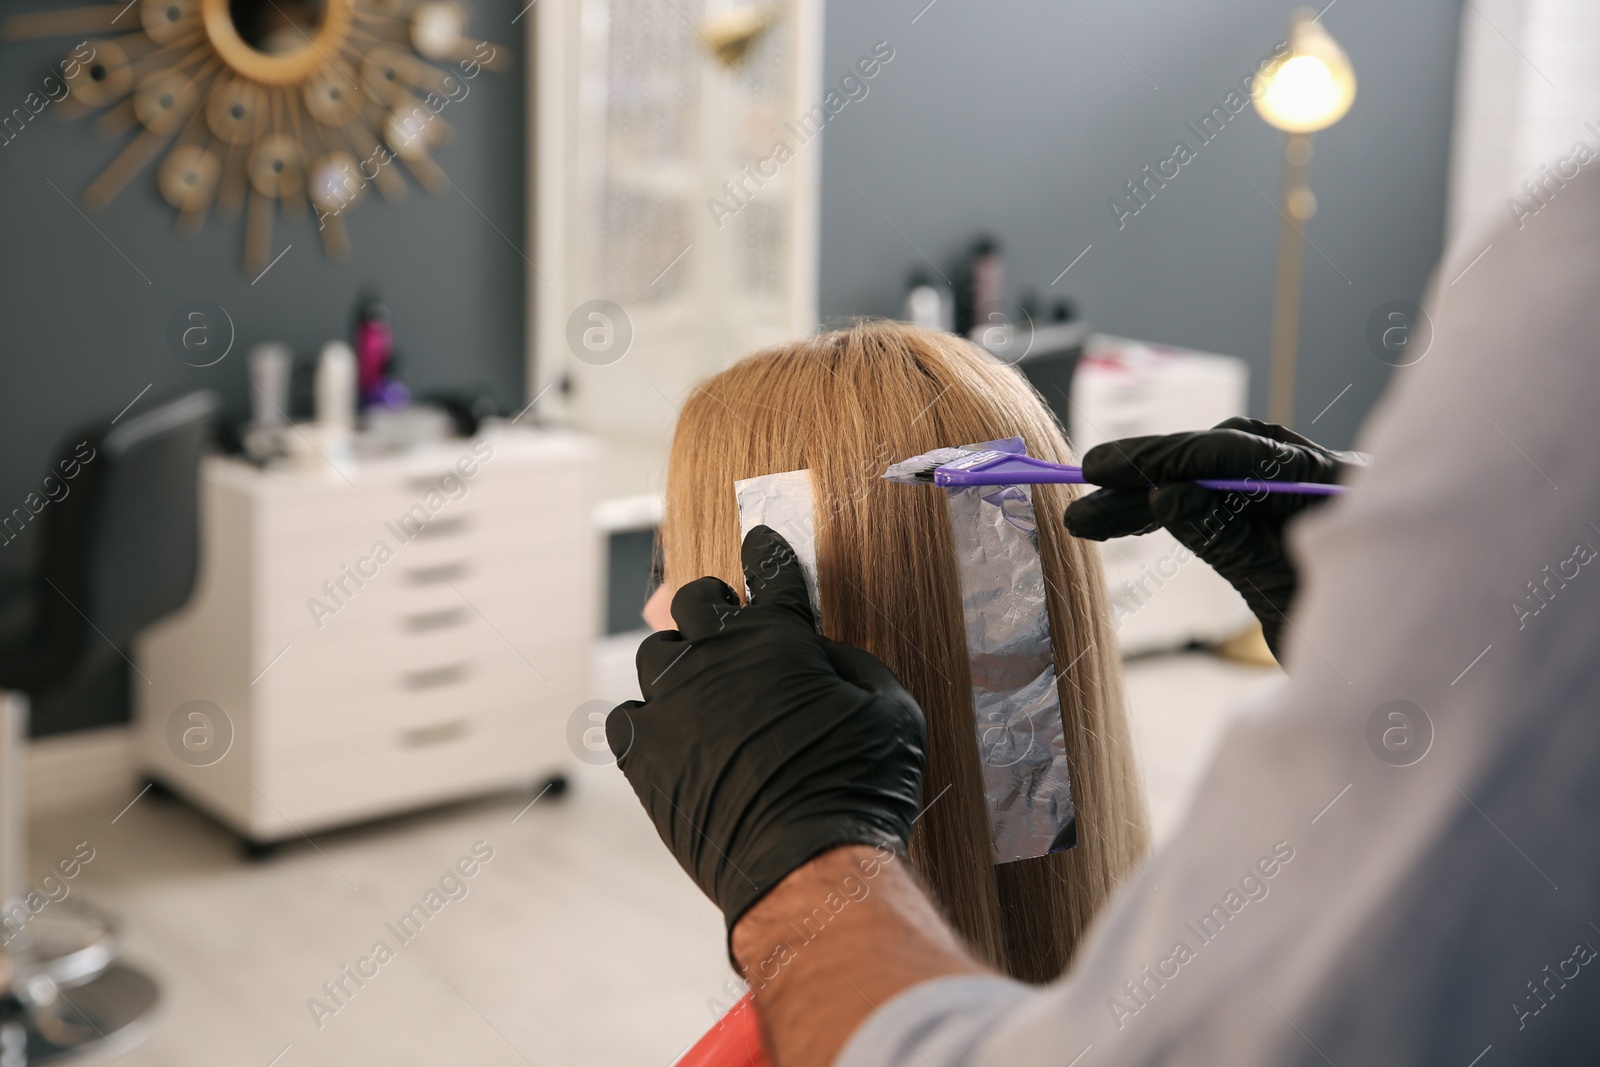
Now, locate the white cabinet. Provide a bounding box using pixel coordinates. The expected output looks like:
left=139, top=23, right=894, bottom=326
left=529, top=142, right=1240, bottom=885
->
left=134, top=429, right=599, bottom=845
left=1071, top=337, right=1256, bottom=655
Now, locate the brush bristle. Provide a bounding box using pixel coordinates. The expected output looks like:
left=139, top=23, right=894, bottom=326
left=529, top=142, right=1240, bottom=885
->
left=882, top=446, right=976, bottom=484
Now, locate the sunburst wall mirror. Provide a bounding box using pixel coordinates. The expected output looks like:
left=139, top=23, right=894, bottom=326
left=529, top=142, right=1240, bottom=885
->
left=4, top=0, right=505, bottom=270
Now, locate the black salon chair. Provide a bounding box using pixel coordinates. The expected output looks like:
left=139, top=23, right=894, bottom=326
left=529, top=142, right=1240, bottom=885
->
left=0, top=390, right=218, bottom=1064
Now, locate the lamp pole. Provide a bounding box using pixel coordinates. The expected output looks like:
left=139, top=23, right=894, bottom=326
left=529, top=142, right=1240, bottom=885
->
left=1252, top=8, right=1355, bottom=428
left=1268, top=132, right=1314, bottom=427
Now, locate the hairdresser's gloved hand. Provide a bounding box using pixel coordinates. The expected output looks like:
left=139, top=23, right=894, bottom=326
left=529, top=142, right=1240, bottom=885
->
left=1063, top=417, right=1363, bottom=659
left=606, top=525, right=926, bottom=946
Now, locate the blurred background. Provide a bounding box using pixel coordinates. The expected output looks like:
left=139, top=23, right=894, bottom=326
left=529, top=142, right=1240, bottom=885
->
left=0, top=0, right=1590, bottom=1062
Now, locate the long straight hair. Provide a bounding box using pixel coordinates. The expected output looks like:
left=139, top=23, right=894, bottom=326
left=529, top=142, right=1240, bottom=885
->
left=662, top=320, right=1149, bottom=982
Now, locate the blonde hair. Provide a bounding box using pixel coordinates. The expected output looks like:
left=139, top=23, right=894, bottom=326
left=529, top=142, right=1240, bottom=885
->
left=662, top=320, right=1149, bottom=982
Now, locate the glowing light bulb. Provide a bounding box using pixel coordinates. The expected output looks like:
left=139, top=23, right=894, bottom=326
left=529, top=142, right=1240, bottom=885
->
left=1252, top=13, right=1356, bottom=133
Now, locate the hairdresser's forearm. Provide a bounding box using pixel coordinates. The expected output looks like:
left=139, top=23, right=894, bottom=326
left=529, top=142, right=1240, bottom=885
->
left=731, top=845, right=987, bottom=1067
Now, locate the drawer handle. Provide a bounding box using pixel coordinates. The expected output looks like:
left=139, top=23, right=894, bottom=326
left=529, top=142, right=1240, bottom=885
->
left=404, top=561, right=470, bottom=586
left=411, top=515, right=470, bottom=540
left=402, top=662, right=469, bottom=690
left=402, top=607, right=468, bottom=633
left=401, top=719, right=470, bottom=748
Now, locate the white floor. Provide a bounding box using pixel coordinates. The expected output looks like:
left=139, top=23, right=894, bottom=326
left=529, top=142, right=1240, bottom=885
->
left=25, top=649, right=1278, bottom=1066
left=1121, top=651, right=1282, bottom=844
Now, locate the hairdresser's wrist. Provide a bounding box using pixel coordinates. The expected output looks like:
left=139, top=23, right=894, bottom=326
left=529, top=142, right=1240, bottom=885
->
left=730, top=845, right=894, bottom=970
left=732, top=845, right=985, bottom=1067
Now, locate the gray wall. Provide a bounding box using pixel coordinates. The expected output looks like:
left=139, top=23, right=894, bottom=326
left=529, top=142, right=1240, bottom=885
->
left=0, top=0, right=528, bottom=527
left=816, top=0, right=1463, bottom=449
left=0, top=0, right=527, bottom=733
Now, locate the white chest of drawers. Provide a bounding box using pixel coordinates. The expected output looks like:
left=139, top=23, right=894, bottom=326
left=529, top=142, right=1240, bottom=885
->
left=1071, top=337, right=1257, bottom=654
left=134, top=428, right=599, bottom=848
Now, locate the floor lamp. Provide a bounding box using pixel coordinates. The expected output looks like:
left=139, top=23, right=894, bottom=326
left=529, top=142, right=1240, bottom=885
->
left=1253, top=10, right=1356, bottom=427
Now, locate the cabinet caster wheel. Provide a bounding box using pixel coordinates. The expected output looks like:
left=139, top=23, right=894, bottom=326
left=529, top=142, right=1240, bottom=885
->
left=537, top=774, right=570, bottom=800
left=240, top=838, right=279, bottom=862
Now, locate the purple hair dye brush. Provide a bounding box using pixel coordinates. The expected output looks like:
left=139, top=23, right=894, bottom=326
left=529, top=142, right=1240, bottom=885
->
left=884, top=446, right=1347, bottom=496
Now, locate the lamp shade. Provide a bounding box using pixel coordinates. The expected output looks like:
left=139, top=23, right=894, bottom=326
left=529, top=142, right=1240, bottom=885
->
left=1253, top=10, right=1356, bottom=133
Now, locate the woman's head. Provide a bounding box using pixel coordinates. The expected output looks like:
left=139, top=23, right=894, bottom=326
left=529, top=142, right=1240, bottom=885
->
left=655, top=320, right=1147, bottom=981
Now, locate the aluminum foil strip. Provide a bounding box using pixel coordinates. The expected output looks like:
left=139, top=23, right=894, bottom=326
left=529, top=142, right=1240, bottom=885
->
left=943, top=444, right=1077, bottom=863
left=734, top=469, right=823, bottom=626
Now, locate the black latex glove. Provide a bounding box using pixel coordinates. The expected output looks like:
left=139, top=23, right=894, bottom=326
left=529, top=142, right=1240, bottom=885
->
left=1062, top=417, right=1361, bottom=659
left=606, top=525, right=926, bottom=945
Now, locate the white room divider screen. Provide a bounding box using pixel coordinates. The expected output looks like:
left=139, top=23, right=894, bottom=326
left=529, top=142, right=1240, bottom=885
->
left=529, top=0, right=822, bottom=495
